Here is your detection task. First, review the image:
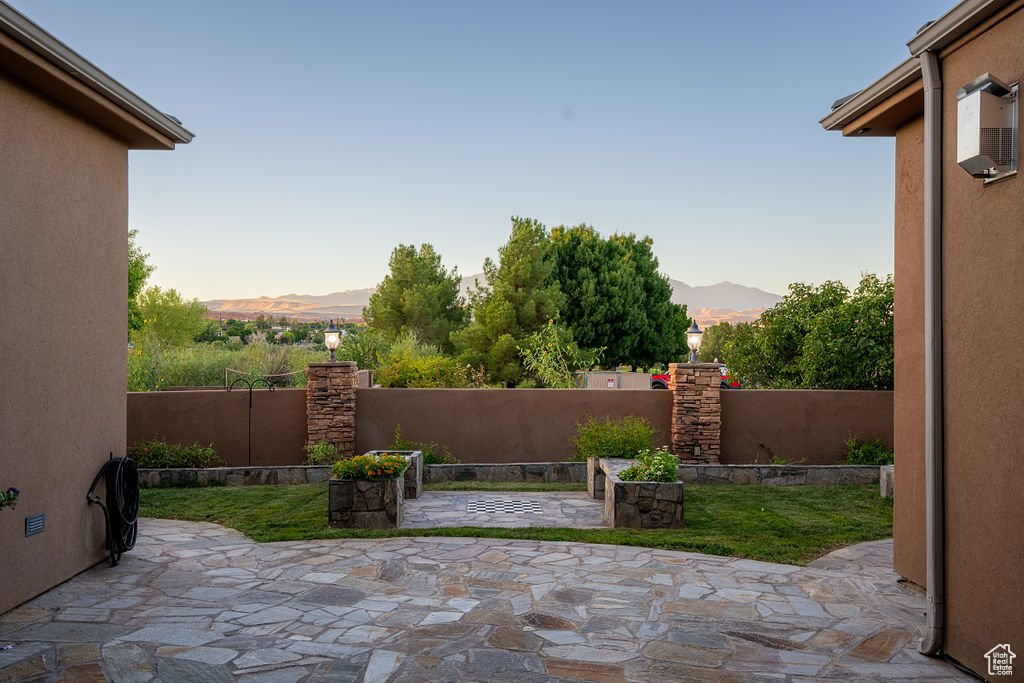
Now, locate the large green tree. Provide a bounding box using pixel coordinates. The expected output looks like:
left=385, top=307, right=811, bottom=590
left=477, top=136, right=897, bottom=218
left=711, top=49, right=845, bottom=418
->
left=128, top=229, right=153, bottom=333
left=549, top=225, right=683, bottom=368
left=725, top=274, right=893, bottom=389
left=364, top=243, right=468, bottom=352
left=132, top=286, right=209, bottom=348
left=453, top=217, right=564, bottom=385
left=698, top=321, right=737, bottom=363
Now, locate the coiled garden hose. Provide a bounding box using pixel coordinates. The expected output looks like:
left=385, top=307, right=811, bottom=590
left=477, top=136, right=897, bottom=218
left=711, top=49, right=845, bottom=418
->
left=86, top=455, right=140, bottom=566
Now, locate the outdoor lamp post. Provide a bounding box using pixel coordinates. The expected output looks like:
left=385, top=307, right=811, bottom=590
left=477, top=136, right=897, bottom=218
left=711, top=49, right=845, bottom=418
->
left=324, top=320, right=340, bottom=362
left=686, top=321, right=703, bottom=363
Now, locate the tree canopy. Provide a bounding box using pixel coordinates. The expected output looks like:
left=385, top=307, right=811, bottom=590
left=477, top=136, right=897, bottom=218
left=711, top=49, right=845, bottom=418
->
left=364, top=243, right=468, bottom=353
left=131, top=286, right=209, bottom=349
left=549, top=225, right=684, bottom=368
left=453, top=217, right=564, bottom=385
left=128, top=229, right=153, bottom=333
left=724, top=274, right=893, bottom=389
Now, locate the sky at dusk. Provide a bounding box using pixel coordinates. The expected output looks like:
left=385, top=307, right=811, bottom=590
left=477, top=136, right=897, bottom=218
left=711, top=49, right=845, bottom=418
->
left=15, top=0, right=953, bottom=300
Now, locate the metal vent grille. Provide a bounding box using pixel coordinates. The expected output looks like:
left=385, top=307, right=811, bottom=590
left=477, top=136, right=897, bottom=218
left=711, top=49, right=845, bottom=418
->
left=981, top=127, right=1015, bottom=166
left=25, top=513, right=45, bottom=537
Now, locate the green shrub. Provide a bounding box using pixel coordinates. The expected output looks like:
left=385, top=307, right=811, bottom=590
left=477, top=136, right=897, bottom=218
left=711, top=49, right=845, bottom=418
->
left=305, top=440, right=341, bottom=466
left=390, top=425, right=458, bottom=465
left=374, top=334, right=488, bottom=388
left=332, top=453, right=408, bottom=480
left=128, top=340, right=321, bottom=391
left=571, top=415, right=657, bottom=461
left=128, top=439, right=223, bottom=468
left=844, top=437, right=894, bottom=465
left=619, top=446, right=679, bottom=482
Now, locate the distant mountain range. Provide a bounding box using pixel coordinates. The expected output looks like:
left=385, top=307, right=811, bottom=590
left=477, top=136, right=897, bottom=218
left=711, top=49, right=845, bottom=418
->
left=203, top=276, right=782, bottom=326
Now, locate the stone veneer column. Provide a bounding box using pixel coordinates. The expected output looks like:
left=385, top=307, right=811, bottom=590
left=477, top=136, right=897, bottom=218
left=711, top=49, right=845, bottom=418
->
left=306, top=361, right=357, bottom=455
left=668, top=362, right=721, bottom=464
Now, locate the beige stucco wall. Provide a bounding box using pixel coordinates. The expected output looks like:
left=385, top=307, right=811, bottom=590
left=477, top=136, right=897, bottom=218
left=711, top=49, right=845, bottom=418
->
left=892, top=116, right=927, bottom=588
left=719, top=390, right=893, bottom=465
left=935, top=10, right=1024, bottom=672
left=0, top=74, right=128, bottom=614
left=127, top=389, right=307, bottom=467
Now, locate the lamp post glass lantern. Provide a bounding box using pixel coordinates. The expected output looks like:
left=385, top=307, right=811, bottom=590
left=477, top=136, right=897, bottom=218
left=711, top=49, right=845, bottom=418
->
left=686, top=321, right=703, bottom=363
left=324, top=320, right=340, bottom=362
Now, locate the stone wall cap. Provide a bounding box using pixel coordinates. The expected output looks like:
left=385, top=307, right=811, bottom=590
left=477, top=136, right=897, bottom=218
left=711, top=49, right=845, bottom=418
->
left=308, top=361, right=358, bottom=368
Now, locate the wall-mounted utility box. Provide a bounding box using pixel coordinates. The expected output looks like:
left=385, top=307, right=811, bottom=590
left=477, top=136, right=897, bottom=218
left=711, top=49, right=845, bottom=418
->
left=956, top=73, right=1017, bottom=179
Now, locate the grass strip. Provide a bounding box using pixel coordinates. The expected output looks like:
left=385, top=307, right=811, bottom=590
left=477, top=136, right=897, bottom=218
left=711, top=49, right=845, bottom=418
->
left=139, top=482, right=891, bottom=566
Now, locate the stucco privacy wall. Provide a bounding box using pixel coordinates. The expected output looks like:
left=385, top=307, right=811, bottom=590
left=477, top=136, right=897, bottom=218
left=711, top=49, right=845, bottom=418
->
left=128, top=389, right=307, bottom=467
left=936, top=10, right=1024, bottom=672
left=127, top=387, right=894, bottom=465
left=358, top=389, right=671, bottom=463
left=893, top=117, right=927, bottom=588
left=0, top=74, right=126, bottom=614
left=719, top=390, right=893, bottom=465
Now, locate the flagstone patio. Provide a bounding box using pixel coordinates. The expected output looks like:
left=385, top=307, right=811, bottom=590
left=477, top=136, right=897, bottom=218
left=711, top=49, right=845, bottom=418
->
left=0, top=518, right=968, bottom=682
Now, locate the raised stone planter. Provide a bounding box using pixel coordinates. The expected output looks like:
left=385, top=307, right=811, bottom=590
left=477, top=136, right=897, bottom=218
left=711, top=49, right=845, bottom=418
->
left=328, top=476, right=404, bottom=529
left=366, top=450, right=422, bottom=499
left=598, top=458, right=684, bottom=529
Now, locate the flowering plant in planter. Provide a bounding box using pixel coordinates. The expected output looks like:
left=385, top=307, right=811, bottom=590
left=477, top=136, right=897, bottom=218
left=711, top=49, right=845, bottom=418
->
left=332, top=454, right=407, bottom=480
left=0, top=486, right=20, bottom=511
left=619, top=447, right=679, bottom=482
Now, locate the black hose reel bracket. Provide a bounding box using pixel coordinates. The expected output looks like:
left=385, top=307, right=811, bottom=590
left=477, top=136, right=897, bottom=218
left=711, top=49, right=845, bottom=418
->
left=86, top=453, right=140, bottom=566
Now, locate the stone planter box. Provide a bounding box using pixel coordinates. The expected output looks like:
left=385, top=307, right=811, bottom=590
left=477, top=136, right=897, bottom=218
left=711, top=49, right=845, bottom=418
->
left=328, top=476, right=404, bottom=529
left=366, top=450, right=422, bottom=499
left=591, top=458, right=684, bottom=529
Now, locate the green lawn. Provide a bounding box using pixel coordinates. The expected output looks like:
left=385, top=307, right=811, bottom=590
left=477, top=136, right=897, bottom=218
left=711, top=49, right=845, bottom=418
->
left=139, top=483, right=891, bottom=566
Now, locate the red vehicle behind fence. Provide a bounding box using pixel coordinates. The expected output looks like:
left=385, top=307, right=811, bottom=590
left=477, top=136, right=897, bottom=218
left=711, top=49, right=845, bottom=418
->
left=651, top=366, right=740, bottom=390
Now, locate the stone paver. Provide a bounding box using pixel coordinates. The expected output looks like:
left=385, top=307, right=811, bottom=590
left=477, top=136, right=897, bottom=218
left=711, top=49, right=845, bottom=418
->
left=402, top=491, right=605, bottom=529
left=0, top=519, right=969, bottom=681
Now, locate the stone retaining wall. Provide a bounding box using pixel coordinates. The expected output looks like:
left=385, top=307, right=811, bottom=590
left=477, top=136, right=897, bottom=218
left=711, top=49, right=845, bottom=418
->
left=138, top=465, right=331, bottom=488
left=679, top=464, right=880, bottom=486
left=138, top=462, right=881, bottom=488
left=423, top=462, right=587, bottom=484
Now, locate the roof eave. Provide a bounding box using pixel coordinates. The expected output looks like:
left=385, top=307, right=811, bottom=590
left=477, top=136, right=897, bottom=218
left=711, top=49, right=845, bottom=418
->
left=0, top=1, right=193, bottom=145
left=907, top=0, right=1008, bottom=55
left=819, top=58, right=922, bottom=133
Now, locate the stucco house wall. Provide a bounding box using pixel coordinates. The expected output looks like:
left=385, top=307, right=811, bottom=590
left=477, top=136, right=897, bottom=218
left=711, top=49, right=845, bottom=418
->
left=0, top=4, right=190, bottom=615
left=825, top=1, right=1024, bottom=675
left=0, top=72, right=128, bottom=614
left=934, top=7, right=1024, bottom=670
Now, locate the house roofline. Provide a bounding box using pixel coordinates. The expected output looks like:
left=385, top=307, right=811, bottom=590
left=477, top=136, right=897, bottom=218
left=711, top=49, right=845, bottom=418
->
left=819, top=58, right=921, bottom=132
left=0, top=1, right=193, bottom=145
left=821, top=0, right=1016, bottom=134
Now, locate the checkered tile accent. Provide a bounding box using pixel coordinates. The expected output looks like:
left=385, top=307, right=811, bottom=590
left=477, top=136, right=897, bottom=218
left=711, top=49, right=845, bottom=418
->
left=466, top=500, right=544, bottom=514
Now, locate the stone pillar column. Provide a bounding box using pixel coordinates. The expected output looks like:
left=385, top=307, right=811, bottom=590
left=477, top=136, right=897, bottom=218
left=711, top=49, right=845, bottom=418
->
left=306, top=361, right=357, bottom=455
left=668, top=362, right=721, bottom=464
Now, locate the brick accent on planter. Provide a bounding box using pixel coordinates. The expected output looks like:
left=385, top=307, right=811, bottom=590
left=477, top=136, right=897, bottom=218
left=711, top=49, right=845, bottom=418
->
left=668, top=362, right=721, bottom=464
left=328, top=477, right=403, bottom=529
left=306, top=361, right=357, bottom=455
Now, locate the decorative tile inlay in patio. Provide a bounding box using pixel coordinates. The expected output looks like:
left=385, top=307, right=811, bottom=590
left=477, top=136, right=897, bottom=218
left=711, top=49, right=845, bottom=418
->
left=0, top=519, right=970, bottom=681
left=465, top=499, right=544, bottom=515
left=403, top=491, right=605, bottom=529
